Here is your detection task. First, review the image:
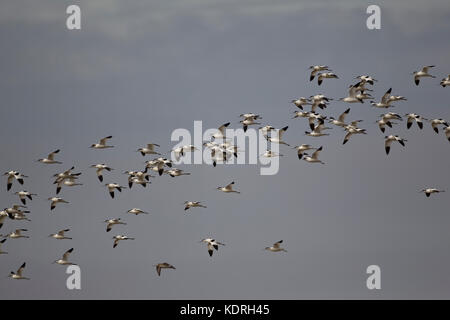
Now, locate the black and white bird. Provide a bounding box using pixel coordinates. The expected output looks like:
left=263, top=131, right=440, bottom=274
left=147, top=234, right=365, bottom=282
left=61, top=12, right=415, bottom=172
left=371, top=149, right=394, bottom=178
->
left=4, top=171, right=27, bottom=191
left=384, top=135, right=407, bottom=155
left=264, top=240, right=287, bottom=252
left=291, top=97, right=311, bottom=110
left=317, top=72, right=338, bottom=86
left=211, top=122, right=231, bottom=140
left=302, top=146, right=325, bottom=164
left=419, top=188, right=445, bottom=197
left=355, top=75, right=377, bottom=85
left=217, top=181, right=240, bottom=194
left=9, top=262, right=29, bottom=280
left=105, top=183, right=127, bottom=199
left=90, top=136, right=114, bottom=149
left=405, top=113, right=426, bottom=130
left=53, top=248, right=76, bottom=265
left=430, top=118, right=449, bottom=134
left=308, top=65, right=330, bottom=81
left=14, top=191, right=37, bottom=205
left=56, top=177, right=82, bottom=195
left=104, top=218, right=126, bottom=232
left=154, top=262, right=176, bottom=276
left=127, top=208, right=149, bottom=215
left=53, top=167, right=81, bottom=185
left=37, top=149, right=62, bottom=164
left=371, top=88, right=394, bottom=108
left=413, top=65, right=436, bottom=85
left=444, top=126, right=450, bottom=142
left=340, top=84, right=364, bottom=103
left=113, top=235, right=135, bottom=248
left=343, top=125, right=367, bottom=145
left=48, top=197, right=69, bottom=211
left=200, top=238, right=225, bottom=257
left=3, top=229, right=29, bottom=239
left=184, top=201, right=207, bottom=211
left=265, top=126, right=289, bottom=146
left=329, top=108, right=351, bottom=127
left=440, top=75, right=450, bottom=87
left=165, top=168, right=191, bottom=177
left=49, top=229, right=72, bottom=240
left=293, top=144, right=314, bottom=160
left=137, top=143, right=160, bottom=156
left=90, top=164, right=113, bottom=182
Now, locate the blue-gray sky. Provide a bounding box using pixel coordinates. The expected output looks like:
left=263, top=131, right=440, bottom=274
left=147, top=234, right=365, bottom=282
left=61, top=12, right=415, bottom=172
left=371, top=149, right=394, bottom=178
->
left=1, top=0, right=450, bottom=299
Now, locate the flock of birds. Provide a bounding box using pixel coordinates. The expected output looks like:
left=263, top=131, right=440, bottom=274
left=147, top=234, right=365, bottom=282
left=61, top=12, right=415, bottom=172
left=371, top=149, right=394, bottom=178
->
left=1, top=64, right=449, bottom=281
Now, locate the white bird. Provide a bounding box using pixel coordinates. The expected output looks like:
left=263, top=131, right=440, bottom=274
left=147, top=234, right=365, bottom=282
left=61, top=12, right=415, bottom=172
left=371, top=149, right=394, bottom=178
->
left=381, top=112, right=403, bottom=123
left=56, top=177, right=82, bottom=195
left=259, top=125, right=276, bottom=136
left=291, top=97, right=311, bottom=110
left=329, top=108, right=350, bottom=127
left=375, top=118, right=397, bottom=133
left=309, top=65, right=330, bottom=81
left=355, top=75, right=377, bottom=85
left=265, top=126, right=289, bottom=146
left=137, top=143, right=160, bottom=156
left=413, top=65, right=436, bottom=85
left=127, top=208, right=149, bottom=215
left=53, top=248, right=76, bottom=265
left=105, top=183, right=127, bottom=199
left=217, top=181, right=240, bottom=194
left=343, top=126, right=367, bottom=145
left=387, top=95, right=407, bottom=103
left=9, top=262, right=29, bottom=280
left=184, top=201, right=207, bottom=211
left=430, top=118, right=449, bottom=134
left=14, top=191, right=37, bottom=205
left=420, top=188, right=445, bottom=197
left=302, top=146, right=325, bottom=164
left=90, top=136, right=114, bottom=149
left=384, top=135, right=407, bottom=155
left=445, top=126, right=450, bottom=142
left=90, top=164, right=113, bottom=182
left=239, top=113, right=262, bottom=120
left=371, top=88, right=394, bottom=108
left=440, top=75, right=450, bottom=87
left=145, top=158, right=173, bottom=176
left=4, top=229, right=29, bottom=239
left=200, top=238, right=225, bottom=257
left=154, top=262, right=176, bottom=276
left=240, top=117, right=261, bottom=132
left=173, top=145, right=197, bottom=161
left=211, top=122, right=230, bottom=140
left=310, top=94, right=332, bottom=111
left=113, top=235, right=135, bottom=248
left=405, top=113, right=426, bottom=130
left=340, top=84, right=364, bottom=103
left=317, top=72, right=338, bottom=85
left=48, top=197, right=69, bottom=211
left=53, top=166, right=81, bottom=184
left=261, top=150, right=283, bottom=158
left=0, top=239, right=7, bottom=254
left=165, top=168, right=191, bottom=177
left=264, top=240, right=287, bottom=252
left=49, top=229, right=72, bottom=240
left=104, top=218, right=126, bottom=232
left=37, top=149, right=62, bottom=164
left=293, top=144, right=314, bottom=160
left=4, top=171, right=28, bottom=191
left=305, top=123, right=331, bottom=137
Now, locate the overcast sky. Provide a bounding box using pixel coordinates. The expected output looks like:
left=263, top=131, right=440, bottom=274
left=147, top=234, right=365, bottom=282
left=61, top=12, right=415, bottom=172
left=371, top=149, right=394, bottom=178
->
left=1, top=0, right=450, bottom=299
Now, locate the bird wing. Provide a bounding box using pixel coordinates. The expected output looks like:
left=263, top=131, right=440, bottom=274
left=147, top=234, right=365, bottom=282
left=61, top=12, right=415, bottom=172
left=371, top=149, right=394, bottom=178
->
left=62, top=248, right=73, bottom=261
left=47, top=149, right=59, bottom=160
left=311, top=147, right=322, bottom=160
left=99, top=136, right=112, bottom=145
left=17, top=263, right=26, bottom=276
left=273, top=240, right=283, bottom=249
left=338, top=108, right=350, bottom=122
